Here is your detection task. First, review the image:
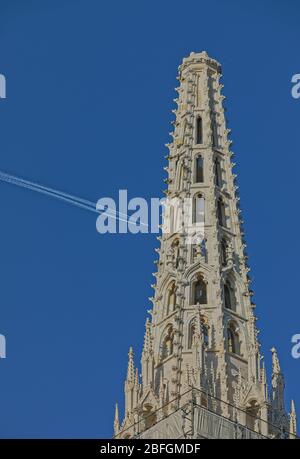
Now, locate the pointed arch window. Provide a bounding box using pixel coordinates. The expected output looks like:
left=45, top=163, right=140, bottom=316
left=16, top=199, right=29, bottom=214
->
left=193, top=195, right=205, bottom=224
left=217, top=198, right=226, bottom=227
left=224, top=281, right=234, bottom=310
left=221, top=238, right=228, bottom=266
left=212, top=121, right=218, bottom=148
left=215, top=159, right=222, bottom=187
left=161, top=326, right=174, bottom=360
left=172, top=239, right=180, bottom=269
left=195, top=156, right=204, bottom=183
left=227, top=327, right=236, bottom=353
left=227, top=323, right=240, bottom=355
left=196, top=116, right=203, bottom=144
left=166, top=282, right=176, bottom=315
left=202, top=323, right=209, bottom=347
left=194, top=278, right=207, bottom=304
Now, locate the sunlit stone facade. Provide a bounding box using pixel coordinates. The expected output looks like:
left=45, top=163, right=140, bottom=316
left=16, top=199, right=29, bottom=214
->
left=114, top=52, right=296, bottom=439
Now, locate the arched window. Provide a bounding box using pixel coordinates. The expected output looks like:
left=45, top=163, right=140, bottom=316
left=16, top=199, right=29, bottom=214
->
left=161, top=326, right=174, bottom=360
left=166, top=282, right=176, bottom=315
left=212, top=121, right=218, bottom=148
left=227, top=323, right=240, bottom=355
left=196, top=117, right=203, bottom=144
left=193, top=195, right=205, bottom=224
left=221, top=238, right=228, bottom=266
left=217, top=198, right=226, bottom=227
left=227, top=327, right=236, bottom=353
left=215, top=159, right=222, bottom=187
left=224, top=282, right=234, bottom=310
left=194, top=278, right=207, bottom=304
left=202, top=323, right=209, bottom=347
left=195, top=156, right=204, bottom=183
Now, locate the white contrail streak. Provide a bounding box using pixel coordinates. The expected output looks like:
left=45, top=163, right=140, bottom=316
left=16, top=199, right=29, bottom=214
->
left=0, top=170, right=148, bottom=227
left=0, top=172, right=99, bottom=214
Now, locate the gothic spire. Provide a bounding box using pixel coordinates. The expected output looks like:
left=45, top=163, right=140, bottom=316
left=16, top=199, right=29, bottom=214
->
left=114, top=51, right=294, bottom=439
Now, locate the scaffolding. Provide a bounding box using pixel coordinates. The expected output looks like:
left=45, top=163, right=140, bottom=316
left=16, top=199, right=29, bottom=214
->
left=115, top=387, right=297, bottom=440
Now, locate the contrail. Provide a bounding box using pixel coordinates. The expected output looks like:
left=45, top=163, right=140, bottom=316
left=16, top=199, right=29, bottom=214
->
left=0, top=170, right=149, bottom=228
left=0, top=171, right=99, bottom=214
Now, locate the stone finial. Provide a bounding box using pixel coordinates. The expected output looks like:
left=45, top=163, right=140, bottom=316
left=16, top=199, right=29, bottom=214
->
left=142, top=318, right=152, bottom=356
left=271, top=347, right=281, bottom=374
left=126, top=346, right=135, bottom=383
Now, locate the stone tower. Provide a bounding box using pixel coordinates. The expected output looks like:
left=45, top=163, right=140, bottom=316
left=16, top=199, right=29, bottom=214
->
left=113, top=52, right=297, bottom=439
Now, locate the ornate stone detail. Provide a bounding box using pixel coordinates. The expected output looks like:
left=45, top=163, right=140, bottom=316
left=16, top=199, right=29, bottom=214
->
left=114, top=52, right=295, bottom=440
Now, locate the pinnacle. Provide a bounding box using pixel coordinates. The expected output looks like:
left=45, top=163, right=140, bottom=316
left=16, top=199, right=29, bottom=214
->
left=271, top=347, right=281, bottom=374
left=126, top=346, right=135, bottom=382
left=291, top=399, right=296, bottom=414
left=114, top=403, right=119, bottom=424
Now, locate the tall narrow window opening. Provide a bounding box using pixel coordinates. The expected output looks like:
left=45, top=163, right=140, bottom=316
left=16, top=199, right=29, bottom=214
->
left=194, top=278, right=207, bottom=304
left=215, top=159, right=222, bottom=187
left=196, top=156, right=204, bottom=183
left=196, top=117, right=203, bottom=144
left=194, top=195, right=205, bottom=224
left=224, top=282, right=233, bottom=310
left=217, top=198, right=226, bottom=227
left=221, top=238, right=228, bottom=266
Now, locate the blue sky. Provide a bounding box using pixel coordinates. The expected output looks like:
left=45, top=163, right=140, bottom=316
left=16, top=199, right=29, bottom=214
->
left=0, top=0, right=299, bottom=438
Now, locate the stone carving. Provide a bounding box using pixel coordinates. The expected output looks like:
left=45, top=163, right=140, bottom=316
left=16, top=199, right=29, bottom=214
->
left=113, top=52, right=296, bottom=440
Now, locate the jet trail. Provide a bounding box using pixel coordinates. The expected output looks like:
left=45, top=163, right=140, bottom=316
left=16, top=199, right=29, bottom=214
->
left=0, top=171, right=99, bottom=214
left=0, top=171, right=147, bottom=227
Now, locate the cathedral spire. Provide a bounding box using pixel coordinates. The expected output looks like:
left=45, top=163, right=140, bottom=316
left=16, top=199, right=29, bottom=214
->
left=114, top=51, right=295, bottom=439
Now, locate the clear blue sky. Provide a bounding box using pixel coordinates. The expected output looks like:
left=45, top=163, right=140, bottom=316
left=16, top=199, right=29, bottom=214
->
left=0, top=0, right=299, bottom=438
